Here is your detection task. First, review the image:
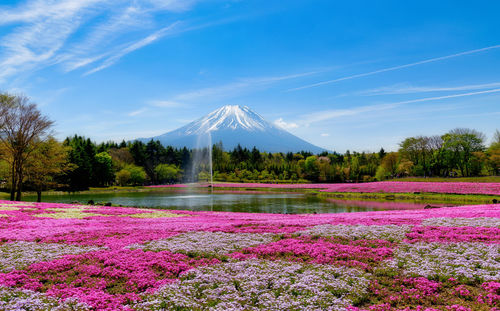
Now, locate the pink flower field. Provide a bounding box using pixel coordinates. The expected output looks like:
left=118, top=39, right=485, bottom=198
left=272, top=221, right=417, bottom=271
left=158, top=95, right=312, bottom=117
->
left=150, top=181, right=500, bottom=196
left=0, top=200, right=499, bottom=310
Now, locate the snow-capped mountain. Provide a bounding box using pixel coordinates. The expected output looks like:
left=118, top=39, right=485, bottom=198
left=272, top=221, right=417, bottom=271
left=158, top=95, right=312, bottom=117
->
left=182, top=105, right=270, bottom=134
left=137, top=105, right=327, bottom=153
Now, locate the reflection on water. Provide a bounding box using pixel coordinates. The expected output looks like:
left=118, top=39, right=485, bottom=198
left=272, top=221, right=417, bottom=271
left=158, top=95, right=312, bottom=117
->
left=22, top=190, right=459, bottom=214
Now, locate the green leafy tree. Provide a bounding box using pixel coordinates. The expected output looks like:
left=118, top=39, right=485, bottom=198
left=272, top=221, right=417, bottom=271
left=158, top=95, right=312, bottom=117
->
left=442, top=128, right=485, bottom=176
left=380, top=152, right=399, bottom=177
left=115, top=169, right=131, bottom=186
left=399, top=136, right=431, bottom=176
left=63, top=136, right=96, bottom=190
left=129, top=140, right=147, bottom=167
left=304, top=156, right=319, bottom=181
left=375, top=166, right=389, bottom=181
left=127, top=164, right=147, bottom=185
left=94, top=152, right=114, bottom=186
left=155, top=164, right=182, bottom=184
left=487, top=149, right=500, bottom=175
left=490, top=129, right=500, bottom=151
left=24, top=137, right=74, bottom=202
left=108, top=147, right=134, bottom=171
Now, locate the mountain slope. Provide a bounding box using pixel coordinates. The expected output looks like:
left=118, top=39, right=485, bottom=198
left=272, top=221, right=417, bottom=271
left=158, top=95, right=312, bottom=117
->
left=137, top=105, right=327, bottom=153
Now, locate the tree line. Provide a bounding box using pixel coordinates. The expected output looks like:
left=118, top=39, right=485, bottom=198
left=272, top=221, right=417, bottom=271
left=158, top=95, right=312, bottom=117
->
left=0, top=93, right=499, bottom=201
left=29, top=128, right=500, bottom=193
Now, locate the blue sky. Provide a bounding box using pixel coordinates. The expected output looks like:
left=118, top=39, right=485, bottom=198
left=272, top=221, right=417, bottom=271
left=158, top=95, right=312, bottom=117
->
left=0, top=0, right=499, bottom=153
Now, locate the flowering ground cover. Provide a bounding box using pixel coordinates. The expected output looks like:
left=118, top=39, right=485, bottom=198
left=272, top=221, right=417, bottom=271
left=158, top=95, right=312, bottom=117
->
left=0, top=199, right=499, bottom=310
left=150, top=181, right=500, bottom=195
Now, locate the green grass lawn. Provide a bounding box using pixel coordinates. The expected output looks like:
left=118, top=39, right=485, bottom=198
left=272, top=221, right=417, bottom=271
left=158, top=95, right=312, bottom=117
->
left=316, top=191, right=498, bottom=205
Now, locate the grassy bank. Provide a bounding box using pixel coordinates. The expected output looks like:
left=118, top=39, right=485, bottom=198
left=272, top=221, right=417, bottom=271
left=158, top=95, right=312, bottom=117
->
left=0, top=186, right=157, bottom=201
left=316, top=191, right=498, bottom=205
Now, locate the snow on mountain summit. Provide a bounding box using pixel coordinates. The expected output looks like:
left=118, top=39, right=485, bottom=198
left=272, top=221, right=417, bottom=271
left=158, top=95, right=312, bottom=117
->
left=183, top=105, right=270, bottom=135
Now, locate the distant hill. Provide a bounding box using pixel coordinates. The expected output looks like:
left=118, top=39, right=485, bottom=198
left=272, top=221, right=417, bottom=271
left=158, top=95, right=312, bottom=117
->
left=137, top=105, right=327, bottom=153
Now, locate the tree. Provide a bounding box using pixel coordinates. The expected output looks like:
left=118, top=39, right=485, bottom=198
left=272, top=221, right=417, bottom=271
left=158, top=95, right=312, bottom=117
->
left=24, top=137, right=73, bottom=202
left=127, top=164, right=147, bottom=185
left=129, top=140, right=147, bottom=167
left=397, top=160, right=414, bottom=176
left=350, top=156, right=361, bottom=182
left=378, top=148, right=386, bottom=160
left=490, top=129, right=500, bottom=151
left=399, top=136, right=431, bottom=176
left=317, top=156, right=331, bottom=182
left=94, top=152, right=114, bottom=186
left=442, top=128, right=485, bottom=176
left=428, top=135, right=444, bottom=176
left=250, top=147, right=262, bottom=170
left=486, top=131, right=500, bottom=176
left=63, top=136, right=96, bottom=190
left=144, top=140, right=166, bottom=183
left=375, top=166, right=389, bottom=181
left=487, top=149, right=500, bottom=176
left=155, top=164, right=182, bottom=184
left=108, top=147, right=134, bottom=171
left=0, top=94, right=53, bottom=201
left=115, top=169, right=131, bottom=186
left=304, top=156, right=319, bottom=181
left=380, top=152, right=399, bottom=177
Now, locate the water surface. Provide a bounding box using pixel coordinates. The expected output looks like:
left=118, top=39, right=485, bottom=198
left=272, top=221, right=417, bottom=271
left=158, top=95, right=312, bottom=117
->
left=23, top=190, right=457, bottom=214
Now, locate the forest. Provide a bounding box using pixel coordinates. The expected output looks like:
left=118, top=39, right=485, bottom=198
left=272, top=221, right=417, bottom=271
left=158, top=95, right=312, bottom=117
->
left=20, top=128, right=498, bottom=192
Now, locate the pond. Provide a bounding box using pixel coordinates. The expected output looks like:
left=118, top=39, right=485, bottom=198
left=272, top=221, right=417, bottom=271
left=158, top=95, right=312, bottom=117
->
left=23, top=190, right=458, bottom=214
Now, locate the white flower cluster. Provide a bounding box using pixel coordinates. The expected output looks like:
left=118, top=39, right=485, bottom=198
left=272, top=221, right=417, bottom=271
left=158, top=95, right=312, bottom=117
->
left=383, top=242, right=500, bottom=282
left=298, top=224, right=413, bottom=242
left=133, top=259, right=370, bottom=311
left=0, top=241, right=104, bottom=272
left=422, top=217, right=500, bottom=228
left=128, top=231, right=276, bottom=256
left=0, top=286, right=90, bottom=310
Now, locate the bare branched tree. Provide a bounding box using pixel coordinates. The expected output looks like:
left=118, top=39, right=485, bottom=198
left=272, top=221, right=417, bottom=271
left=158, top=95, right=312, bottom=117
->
left=0, top=93, right=53, bottom=201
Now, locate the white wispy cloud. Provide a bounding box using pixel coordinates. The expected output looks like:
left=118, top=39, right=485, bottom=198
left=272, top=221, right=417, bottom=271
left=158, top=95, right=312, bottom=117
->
left=301, top=88, right=500, bottom=124
left=288, top=44, right=500, bottom=91
left=84, top=22, right=181, bottom=75
left=125, top=99, right=185, bottom=120
left=320, top=133, right=330, bottom=137
left=0, top=0, right=201, bottom=82
left=303, top=104, right=397, bottom=124
left=58, top=1, right=202, bottom=72
left=148, top=100, right=184, bottom=108
left=359, top=81, right=500, bottom=96
left=128, top=108, right=148, bottom=116
left=0, top=0, right=99, bottom=81
left=0, top=0, right=103, bottom=24
left=274, top=118, right=299, bottom=129
left=170, top=71, right=321, bottom=103
left=132, top=71, right=320, bottom=120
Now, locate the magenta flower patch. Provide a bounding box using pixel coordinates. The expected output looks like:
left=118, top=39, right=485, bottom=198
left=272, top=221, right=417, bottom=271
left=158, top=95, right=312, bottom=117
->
left=0, top=199, right=498, bottom=310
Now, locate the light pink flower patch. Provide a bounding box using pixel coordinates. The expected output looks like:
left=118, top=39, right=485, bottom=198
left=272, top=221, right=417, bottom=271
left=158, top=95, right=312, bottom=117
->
left=405, top=226, right=500, bottom=244
left=0, top=249, right=219, bottom=310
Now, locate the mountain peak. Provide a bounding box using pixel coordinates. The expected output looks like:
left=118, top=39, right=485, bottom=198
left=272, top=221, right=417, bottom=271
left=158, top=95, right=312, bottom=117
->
left=219, top=104, right=247, bottom=110
left=139, top=105, right=328, bottom=153
left=183, top=105, right=269, bottom=135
